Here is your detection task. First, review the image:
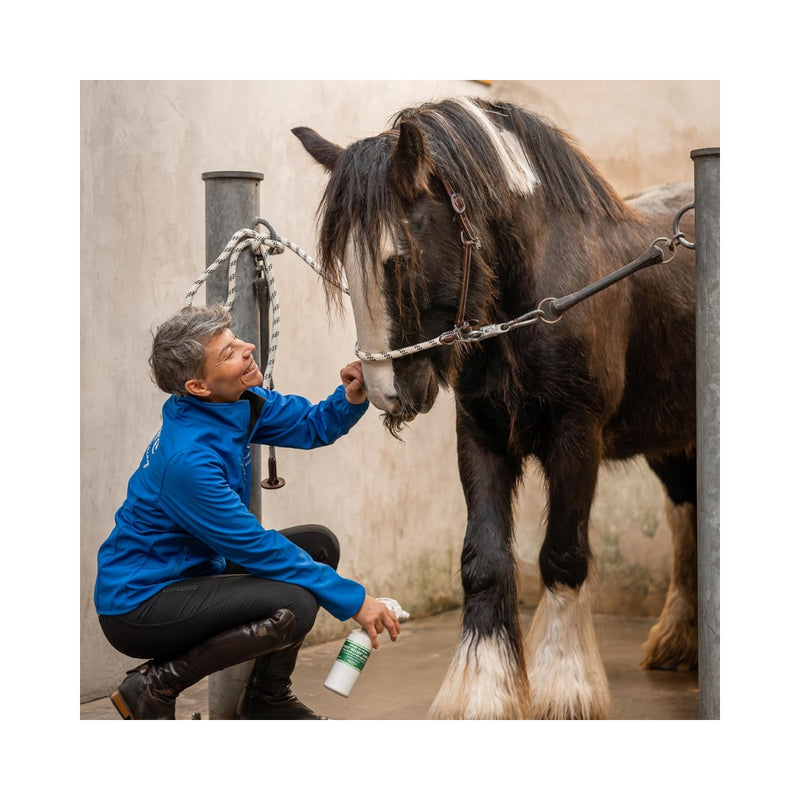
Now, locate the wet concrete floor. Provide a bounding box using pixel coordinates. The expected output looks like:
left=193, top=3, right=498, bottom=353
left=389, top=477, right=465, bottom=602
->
left=81, top=608, right=698, bottom=720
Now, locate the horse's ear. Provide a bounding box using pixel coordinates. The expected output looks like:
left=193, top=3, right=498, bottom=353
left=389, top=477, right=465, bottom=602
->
left=292, top=126, right=343, bottom=172
left=389, top=121, right=429, bottom=203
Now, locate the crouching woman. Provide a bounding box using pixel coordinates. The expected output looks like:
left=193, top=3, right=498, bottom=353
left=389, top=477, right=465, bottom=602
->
left=94, top=304, right=399, bottom=720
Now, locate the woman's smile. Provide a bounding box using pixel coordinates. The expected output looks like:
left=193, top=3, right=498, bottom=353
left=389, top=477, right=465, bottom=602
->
left=189, top=329, right=264, bottom=402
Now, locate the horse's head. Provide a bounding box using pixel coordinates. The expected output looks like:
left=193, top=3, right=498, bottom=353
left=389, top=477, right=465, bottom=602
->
left=293, top=120, right=482, bottom=434
left=294, top=97, right=621, bottom=432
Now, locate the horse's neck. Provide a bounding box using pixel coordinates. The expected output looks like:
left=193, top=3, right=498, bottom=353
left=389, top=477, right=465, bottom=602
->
left=496, top=203, right=648, bottom=307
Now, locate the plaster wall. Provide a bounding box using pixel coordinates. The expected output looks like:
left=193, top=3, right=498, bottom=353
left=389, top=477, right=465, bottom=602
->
left=80, top=79, right=719, bottom=701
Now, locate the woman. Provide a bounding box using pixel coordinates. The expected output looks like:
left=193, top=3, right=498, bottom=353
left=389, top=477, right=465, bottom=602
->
left=94, top=304, right=400, bottom=720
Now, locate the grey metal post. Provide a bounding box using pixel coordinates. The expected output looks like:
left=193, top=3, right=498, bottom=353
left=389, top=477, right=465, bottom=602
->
left=202, top=170, right=264, bottom=719
left=692, top=148, right=720, bottom=720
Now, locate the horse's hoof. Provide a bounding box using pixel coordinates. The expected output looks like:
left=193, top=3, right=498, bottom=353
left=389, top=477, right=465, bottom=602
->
left=640, top=618, right=698, bottom=671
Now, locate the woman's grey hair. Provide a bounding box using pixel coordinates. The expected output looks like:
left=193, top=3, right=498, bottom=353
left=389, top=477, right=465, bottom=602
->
left=149, top=304, right=232, bottom=396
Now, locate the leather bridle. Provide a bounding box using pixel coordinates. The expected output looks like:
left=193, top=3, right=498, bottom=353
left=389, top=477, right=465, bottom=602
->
left=383, top=129, right=481, bottom=344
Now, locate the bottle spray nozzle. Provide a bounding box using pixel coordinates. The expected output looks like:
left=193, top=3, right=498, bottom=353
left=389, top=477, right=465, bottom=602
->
left=376, top=597, right=410, bottom=621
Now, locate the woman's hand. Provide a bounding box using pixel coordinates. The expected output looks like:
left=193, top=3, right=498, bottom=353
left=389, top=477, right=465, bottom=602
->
left=341, top=361, right=368, bottom=405
left=353, top=595, right=401, bottom=649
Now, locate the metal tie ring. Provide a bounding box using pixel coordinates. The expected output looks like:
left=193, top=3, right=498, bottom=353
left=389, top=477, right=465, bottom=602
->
left=672, top=203, right=696, bottom=250
left=537, top=297, right=563, bottom=324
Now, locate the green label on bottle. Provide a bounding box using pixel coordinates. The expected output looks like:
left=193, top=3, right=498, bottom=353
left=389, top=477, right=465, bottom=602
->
left=336, top=638, right=371, bottom=672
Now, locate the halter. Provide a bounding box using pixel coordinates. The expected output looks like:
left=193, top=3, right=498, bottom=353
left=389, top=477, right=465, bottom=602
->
left=382, top=129, right=481, bottom=345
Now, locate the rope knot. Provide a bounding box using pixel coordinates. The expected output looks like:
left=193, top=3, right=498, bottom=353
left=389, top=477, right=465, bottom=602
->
left=252, top=236, right=284, bottom=256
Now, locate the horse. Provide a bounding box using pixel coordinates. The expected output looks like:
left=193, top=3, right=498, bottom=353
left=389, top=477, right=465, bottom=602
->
left=292, top=97, right=697, bottom=719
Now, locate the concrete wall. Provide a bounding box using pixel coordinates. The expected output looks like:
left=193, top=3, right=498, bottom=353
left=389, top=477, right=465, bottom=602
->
left=80, top=80, right=719, bottom=701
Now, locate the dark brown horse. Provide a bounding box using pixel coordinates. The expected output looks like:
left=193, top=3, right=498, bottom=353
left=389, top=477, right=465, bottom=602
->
left=293, top=97, right=696, bottom=719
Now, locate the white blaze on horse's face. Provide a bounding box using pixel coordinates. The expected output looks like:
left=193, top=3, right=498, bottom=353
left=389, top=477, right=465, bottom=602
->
left=343, top=234, right=400, bottom=414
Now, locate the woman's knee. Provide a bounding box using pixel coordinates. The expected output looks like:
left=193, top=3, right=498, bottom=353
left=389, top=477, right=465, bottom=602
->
left=285, top=588, right=320, bottom=639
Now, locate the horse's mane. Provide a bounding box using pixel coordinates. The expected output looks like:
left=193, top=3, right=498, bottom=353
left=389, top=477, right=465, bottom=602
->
left=394, top=98, right=631, bottom=220
left=315, top=97, right=634, bottom=308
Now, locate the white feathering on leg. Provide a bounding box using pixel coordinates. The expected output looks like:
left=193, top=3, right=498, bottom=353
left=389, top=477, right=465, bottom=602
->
left=428, top=630, right=532, bottom=719
left=526, top=582, right=610, bottom=719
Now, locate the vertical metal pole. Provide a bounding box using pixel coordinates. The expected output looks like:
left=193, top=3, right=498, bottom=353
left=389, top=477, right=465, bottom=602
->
left=202, top=170, right=264, bottom=719
left=692, top=148, right=720, bottom=720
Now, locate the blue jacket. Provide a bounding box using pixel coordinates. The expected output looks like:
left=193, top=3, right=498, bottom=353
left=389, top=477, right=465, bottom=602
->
left=94, top=384, right=369, bottom=620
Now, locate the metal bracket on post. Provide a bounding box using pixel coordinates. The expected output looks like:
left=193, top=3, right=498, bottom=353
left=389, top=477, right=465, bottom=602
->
left=252, top=230, right=286, bottom=492
left=692, top=147, right=720, bottom=720
left=202, top=170, right=264, bottom=719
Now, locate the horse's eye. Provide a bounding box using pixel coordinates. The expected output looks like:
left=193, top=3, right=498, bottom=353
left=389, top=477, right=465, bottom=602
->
left=408, top=207, right=427, bottom=239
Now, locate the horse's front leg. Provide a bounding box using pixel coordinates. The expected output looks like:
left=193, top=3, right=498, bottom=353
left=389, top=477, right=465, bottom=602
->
left=427, top=411, right=532, bottom=720
left=526, top=423, right=610, bottom=719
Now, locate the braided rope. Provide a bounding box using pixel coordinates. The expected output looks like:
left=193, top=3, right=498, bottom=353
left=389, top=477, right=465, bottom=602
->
left=354, top=336, right=452, bottom=362
left=273, top=234, right=349, bottom=295
left=184, top=227, right=251, bottom=308
left=259, top=247, right=280, bottom=386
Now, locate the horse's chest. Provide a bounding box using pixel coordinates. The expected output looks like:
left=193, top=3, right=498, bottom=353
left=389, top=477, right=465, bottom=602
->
left=456, top=381, right=547, bottom=459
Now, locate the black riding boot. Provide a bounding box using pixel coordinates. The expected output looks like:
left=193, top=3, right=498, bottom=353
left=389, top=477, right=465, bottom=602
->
left=238, top=637, right=326, bottom=720
left=110, top=608, right=296, bottom=720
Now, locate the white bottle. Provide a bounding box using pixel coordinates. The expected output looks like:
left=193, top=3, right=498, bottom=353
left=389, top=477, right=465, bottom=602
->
left=323, top=598, right=409, bottom=698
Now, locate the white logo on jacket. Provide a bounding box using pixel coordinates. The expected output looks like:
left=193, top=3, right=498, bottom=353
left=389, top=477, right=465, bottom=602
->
left=142, top=428, right=162, bottom=469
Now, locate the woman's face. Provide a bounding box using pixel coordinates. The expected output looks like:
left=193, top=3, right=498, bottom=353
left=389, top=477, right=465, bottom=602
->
left=186, top=328, right=263, bottom=402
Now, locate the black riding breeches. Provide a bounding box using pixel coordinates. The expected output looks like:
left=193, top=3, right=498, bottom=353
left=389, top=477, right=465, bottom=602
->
left=98, top=524, right=340, bottom=661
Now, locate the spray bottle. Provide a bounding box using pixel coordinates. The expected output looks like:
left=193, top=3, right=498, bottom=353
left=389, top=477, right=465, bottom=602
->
left=323, top=597, right=410, bottom=697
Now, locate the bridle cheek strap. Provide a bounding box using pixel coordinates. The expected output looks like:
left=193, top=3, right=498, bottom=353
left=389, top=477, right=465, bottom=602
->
left=435, top=173, right=481, bottom=337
